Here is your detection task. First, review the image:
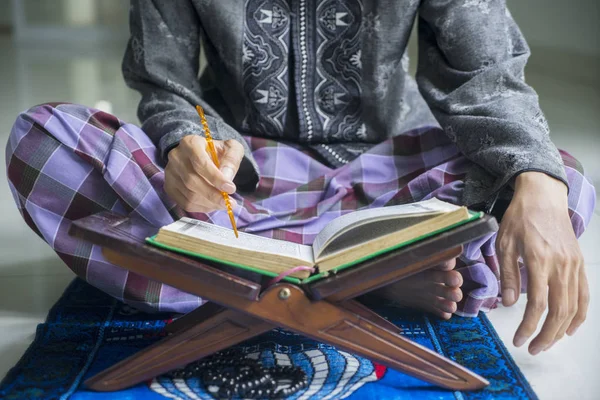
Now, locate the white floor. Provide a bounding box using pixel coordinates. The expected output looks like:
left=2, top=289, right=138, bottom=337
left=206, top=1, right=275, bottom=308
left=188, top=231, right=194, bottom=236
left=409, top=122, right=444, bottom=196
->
left=0, top=35, right=599, bottom=399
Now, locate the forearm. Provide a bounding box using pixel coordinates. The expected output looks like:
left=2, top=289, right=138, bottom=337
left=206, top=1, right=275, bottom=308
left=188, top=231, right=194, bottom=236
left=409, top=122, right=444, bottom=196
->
left=123, top=0, right=259, bottom=190
left=417, top=0, right=568, bottom=197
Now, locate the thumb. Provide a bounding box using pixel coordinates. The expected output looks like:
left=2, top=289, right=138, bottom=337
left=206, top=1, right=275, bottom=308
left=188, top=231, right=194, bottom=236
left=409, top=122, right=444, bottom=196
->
left=218, top=139, right=245, bottom=190
left=497, top=237, right=521, bottom=307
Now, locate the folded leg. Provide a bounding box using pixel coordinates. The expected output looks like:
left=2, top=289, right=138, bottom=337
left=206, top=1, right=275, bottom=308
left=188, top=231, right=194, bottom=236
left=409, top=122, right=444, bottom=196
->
left=6, top=103, right=202, bottom=313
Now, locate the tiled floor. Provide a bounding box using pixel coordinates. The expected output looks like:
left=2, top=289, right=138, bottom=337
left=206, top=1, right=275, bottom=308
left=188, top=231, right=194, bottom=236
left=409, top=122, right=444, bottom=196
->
left=0, top=35, right=598, bottom=399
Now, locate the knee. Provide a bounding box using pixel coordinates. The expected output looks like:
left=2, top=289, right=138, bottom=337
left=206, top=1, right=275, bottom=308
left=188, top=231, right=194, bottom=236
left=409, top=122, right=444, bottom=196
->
left=6, top=103, right=62, bottom=189
left=7, top=103, right=58, bottom=148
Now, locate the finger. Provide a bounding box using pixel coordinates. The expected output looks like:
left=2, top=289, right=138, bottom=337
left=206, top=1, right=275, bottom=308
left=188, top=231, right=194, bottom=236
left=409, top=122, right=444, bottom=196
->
left=177, top=164, right=211, bottom=194
left=496, top=235, right=521, bottom=306
left=170, top=183, right=211, bottom=213
left=177, top=186, right=232, bottom=213
left=529, top=277, right=568, bottom=355
left=165, top=179, right=209, bottom=213
left=177, top=166, right=238, bottom=210
left=567, top=264, right=589, bottom=336
left=178, top=171, right=227, bottom=210
left=513, top=265, right=547, bottom=349
left=192, top=175, right=238, bottom=209
left=218, top=139, right=245, bottom=186
left=546, top=264, right=579, bottom=351
left=171, top=146, right=237, bottom=210
left=169, top=175, right=228, bottom=212
left=185, top=136, right=236, bottom=193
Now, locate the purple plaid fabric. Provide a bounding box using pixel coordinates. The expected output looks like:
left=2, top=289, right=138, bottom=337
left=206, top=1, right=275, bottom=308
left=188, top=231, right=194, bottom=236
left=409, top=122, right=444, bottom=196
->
left=6, top=103, right=597, bottom=316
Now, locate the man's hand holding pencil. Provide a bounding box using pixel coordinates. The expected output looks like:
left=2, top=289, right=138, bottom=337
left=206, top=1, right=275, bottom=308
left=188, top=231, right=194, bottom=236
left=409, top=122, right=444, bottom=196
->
left=164, top=107, right=243, bottom=225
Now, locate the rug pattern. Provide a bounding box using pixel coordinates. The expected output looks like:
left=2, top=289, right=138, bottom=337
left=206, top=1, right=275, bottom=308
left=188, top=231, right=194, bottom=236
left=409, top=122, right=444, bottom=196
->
left=0, top=279, right=537, bottom=399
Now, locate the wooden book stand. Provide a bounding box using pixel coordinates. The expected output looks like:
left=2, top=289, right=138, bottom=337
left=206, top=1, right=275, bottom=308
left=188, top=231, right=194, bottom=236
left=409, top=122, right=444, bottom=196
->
left=69, top=212, right=498, bottom=392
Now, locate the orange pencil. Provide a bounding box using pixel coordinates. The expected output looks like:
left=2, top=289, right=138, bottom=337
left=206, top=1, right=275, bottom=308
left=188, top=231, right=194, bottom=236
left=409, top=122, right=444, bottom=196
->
left=195, top=105, right=239, bottom=238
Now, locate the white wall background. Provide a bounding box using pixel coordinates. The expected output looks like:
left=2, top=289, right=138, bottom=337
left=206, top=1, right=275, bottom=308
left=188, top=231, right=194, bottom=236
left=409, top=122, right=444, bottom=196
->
left=507, top=0, right=599, bottom=57
left=0, top=0, right=12, bottom=27
left=0, top=0, right=597, bottom=57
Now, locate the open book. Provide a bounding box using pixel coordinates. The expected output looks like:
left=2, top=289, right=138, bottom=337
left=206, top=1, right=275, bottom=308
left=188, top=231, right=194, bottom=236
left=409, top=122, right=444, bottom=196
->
left=147, top=198, right=480, bottom=281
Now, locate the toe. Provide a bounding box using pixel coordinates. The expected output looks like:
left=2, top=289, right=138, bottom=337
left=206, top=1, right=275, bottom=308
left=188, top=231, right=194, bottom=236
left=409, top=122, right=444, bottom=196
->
left=427, top=270, right=463, bottom=287
left=433, top=258, right=457, bottom=271
left=432, top=285, right=463, bottom=302
left=446, top=271, right=463, bottom=287
left=435, top=297, right=458, bottom=314
left=438, top=312, right=452, bottom=320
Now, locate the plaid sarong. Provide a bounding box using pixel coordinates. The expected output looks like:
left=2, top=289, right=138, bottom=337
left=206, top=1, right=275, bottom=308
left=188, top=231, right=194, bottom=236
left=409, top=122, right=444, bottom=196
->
left=6, top=103, right=597, bottom=316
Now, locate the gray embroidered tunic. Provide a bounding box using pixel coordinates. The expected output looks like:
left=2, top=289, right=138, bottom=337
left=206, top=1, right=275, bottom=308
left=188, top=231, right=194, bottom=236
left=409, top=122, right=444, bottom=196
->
left=123, top=0, right=567, bottom=209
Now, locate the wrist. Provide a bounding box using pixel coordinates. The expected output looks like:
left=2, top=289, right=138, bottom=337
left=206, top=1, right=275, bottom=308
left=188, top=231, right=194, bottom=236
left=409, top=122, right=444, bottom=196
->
left=513, top=172, right=569, bottom=208
left=515, top=172, right=566, bottom=191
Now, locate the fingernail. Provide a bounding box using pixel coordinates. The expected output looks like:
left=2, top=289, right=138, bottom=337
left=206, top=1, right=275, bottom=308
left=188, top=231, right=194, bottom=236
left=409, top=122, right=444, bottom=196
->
left=221, top=166, right=235, bottom=181
left=567, top=327, right=579, bottom=336
left=530, top=346, right=542, bottom=356
left=502, top=289, right=515, bottom=305
left=221, top=182, right=236, bottom=193
left=514, top=335, right=527, bottom=347
left=221, top=198, right=237, bottom=208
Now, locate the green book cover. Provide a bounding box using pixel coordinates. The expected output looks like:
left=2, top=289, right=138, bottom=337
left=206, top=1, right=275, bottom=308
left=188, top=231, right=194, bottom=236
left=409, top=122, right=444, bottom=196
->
left=145, top=211, right=483, bottom=285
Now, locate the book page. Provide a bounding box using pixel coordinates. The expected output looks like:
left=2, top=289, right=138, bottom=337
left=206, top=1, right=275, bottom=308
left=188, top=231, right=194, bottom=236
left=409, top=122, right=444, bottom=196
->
left=314, top=207, right=470, bottom=271
left=316, top=215, right=436, bottom=260
left=312, top=198, right=460, bottom=259
left=163, top=218, right=314, bottom=263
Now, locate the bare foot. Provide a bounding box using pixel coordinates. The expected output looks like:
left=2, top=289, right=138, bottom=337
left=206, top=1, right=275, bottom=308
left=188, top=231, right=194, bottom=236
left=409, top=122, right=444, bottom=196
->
left=375, top=259, right=463, bottom=320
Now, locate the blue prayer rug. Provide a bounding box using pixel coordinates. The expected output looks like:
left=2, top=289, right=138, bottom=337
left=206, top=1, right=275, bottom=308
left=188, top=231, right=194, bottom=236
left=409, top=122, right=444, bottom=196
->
left=0, top=279, right=537, bottom=399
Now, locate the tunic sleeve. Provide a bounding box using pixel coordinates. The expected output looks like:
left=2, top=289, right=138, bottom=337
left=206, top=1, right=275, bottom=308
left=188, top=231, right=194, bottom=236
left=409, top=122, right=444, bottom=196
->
left=417, top=0, right=568, bottom=200
left=122, top=0, right=259, bottom=191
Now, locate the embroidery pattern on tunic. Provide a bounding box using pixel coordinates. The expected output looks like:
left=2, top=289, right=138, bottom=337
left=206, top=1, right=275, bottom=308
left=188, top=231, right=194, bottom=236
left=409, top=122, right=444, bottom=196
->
left=242, top=0, right=291, bottom=137
left=298, top=0, right=315, bottom=140
left=361, top=12, right=380, bottom=38
left=463, top=0, right=492, bottom=15
left=534, top=111, right=551, bottom=134
left=399, top=99, right=411, bottom=121
left=445, top=126, right=457, bottom=142
left=131, top=37, right=145, bottom=64
left=482, top=75, right=517, bottom=101
left=401, top=52, right=410, bottom=73
left=374, top=60, right=399, bottom=100
left=437, top=16, right=458, bottom=51
left=311, top=0, right=364, bottom=142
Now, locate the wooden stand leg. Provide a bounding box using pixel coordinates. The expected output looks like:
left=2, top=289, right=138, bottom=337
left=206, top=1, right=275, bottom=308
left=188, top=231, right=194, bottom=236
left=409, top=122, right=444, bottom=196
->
left=85, top=308, right=273, bottom=392
left=86, top=246, right=487, bottom=392
left=164, top=302, right=225, bottom=334
left=247, top=284, right=488, bottom=391
left=339, top=299, right=402, bottom=335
